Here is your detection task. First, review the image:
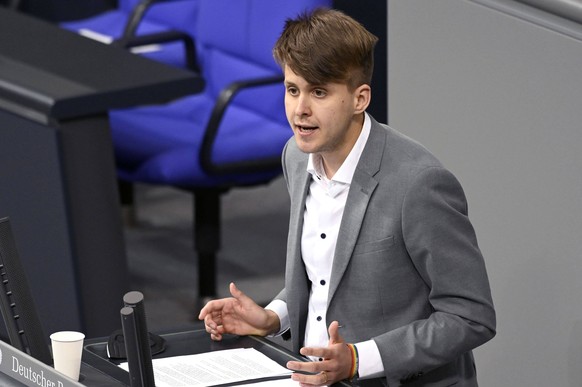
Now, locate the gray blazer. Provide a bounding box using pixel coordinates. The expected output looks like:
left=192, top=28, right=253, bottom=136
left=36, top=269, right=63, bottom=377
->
left=275, top=116, right=496, bottom=386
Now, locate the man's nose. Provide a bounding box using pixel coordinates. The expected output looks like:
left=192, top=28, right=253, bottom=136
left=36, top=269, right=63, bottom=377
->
left=295, top=95, right=311, bottom=116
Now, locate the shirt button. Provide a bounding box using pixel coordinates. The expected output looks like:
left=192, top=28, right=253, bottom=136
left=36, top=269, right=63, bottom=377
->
left=320, top=233, right=326, bottom=239
left=316, top=316, right=322, bottom=321
left=320, top=279, right=326, bottom=285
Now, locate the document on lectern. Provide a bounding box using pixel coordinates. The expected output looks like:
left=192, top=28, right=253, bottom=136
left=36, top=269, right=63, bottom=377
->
left=236, top=379, right=299, bottom=386
left=120, top=347, right=293, bottom=387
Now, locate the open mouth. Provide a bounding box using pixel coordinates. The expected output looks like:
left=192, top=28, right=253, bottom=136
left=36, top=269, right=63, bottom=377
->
left=296, top=124, right=318, bottom=132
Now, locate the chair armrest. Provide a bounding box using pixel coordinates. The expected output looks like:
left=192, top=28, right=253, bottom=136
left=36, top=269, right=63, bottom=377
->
left=121, top=0, right=157, bottom=40
left=121, top=0, right=196, bottom=39
left=122, top=0, right=184, bottom=39
left=114, top=30, right=199, bottom=72
left=200, top=75, right=285, bottom=175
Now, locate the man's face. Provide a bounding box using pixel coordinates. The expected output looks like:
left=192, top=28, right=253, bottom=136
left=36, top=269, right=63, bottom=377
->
left=283, top=66, right=364, bottom=164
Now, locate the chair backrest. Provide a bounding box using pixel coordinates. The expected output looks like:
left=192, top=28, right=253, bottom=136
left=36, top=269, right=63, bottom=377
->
left=119, top=0, right=139, bottom=12
left=195, top=0, right=331, bottom=124
left=121, top=0, right=200, bottom=37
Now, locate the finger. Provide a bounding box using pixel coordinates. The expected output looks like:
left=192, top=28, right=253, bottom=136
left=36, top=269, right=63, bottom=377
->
left=210, top=332, right=223, bottom=341
left=203, top=314, right=220, bottom=330
left=198, top=299, right=223, bottom=319
left=287, top=360, right=320, bottom=373
left=327, top=321, right=344, bottom=345
left=229, top=282, right=252, bottom=305
left=291, top=371, right=329, bottom=386
left=198, top=307, right=208, bottom=320
left=299, top=346, right=329, bottom=359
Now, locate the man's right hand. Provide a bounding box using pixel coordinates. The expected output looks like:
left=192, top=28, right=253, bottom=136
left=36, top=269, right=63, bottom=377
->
left=198, top=282, right=281, bottom=340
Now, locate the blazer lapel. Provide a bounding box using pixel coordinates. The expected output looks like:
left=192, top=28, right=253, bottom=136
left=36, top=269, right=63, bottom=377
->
left=285, top=156, right=311, bottom=349
left=327, top=119, right=386, bottom=306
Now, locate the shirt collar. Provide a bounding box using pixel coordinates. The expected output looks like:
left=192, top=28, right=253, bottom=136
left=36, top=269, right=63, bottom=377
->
left=306, top=112, right=371, bottom=185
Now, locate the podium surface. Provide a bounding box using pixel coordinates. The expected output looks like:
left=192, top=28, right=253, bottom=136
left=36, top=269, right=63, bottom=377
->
left=0, top=8, right=203, bottom=338
left=0, top=329, right=384, bottom=386
left=81, top=329, right=383, bottom=387
left=0, top=8, right=202, bottom=121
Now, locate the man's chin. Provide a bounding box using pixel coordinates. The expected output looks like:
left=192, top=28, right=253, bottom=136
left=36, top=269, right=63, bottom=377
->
left=293, top=137, right=318, bottom=154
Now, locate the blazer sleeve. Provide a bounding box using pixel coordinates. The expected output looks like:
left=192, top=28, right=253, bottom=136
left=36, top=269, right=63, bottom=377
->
left=274, top=139, right=293, bottom=306
left=375, top=165, right=496, bottom=381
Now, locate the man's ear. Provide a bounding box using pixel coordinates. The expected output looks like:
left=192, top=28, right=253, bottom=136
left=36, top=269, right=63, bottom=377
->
left=354, top=84, right=371, bottom=114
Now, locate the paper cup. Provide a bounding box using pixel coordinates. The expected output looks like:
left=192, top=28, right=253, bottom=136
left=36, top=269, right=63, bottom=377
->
left=50, top=331, right=85, bottom=381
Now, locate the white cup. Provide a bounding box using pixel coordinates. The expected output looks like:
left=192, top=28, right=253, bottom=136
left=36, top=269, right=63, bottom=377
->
left=50, top=331, right=85, bottom=381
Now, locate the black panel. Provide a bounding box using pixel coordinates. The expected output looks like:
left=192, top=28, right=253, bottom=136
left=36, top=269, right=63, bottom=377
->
left=0, top=217, right=52, bottom=365
left=16, top=0, right=116, bottom=22
left=334, top=0, right=388, bottom=123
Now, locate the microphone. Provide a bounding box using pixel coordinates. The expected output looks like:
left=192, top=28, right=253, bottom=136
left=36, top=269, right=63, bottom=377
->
left=120, top=291, right=156, bottom=387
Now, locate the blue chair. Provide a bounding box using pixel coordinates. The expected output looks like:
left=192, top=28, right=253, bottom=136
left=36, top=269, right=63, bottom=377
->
left=110, top=0, right=331, bottom=302
left=61, top=0, right=200, bottom=70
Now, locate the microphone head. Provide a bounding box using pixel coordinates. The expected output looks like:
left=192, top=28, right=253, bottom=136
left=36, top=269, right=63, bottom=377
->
left=123, top=291, right=144, bottom=306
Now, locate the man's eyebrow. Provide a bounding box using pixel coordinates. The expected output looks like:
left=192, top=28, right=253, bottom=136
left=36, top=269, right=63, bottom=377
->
left=284, top=80, right=327, bottom=88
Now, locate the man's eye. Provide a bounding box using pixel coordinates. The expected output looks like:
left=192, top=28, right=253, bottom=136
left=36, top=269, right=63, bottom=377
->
left=313, top=89, right=326, bottom=97
left=287, top=87, right=298, bottom=95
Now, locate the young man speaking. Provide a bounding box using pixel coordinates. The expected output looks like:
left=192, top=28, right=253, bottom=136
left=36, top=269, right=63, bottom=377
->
left=200, top=8, right=496, bottom=386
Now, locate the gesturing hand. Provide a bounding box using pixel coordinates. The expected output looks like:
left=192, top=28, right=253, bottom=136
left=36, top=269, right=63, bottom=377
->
left=286, top=321, right=353, bottom=386
left=198, top=282, right=280, bottom=341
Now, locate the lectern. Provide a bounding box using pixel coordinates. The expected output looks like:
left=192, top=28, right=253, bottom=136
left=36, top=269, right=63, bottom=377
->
left=0, top=8, right=203, bottom=338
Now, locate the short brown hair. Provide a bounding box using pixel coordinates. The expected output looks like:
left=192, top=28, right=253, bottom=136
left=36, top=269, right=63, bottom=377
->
left=273, top=8, right=378, bottom=89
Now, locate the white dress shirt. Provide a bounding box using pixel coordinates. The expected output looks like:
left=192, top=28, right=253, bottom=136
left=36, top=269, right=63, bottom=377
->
left=267, top=113, right=384, bottom=379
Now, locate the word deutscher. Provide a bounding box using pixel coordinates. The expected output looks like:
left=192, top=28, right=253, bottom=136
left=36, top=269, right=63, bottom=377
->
left=12, top=356, right=64, bottom=387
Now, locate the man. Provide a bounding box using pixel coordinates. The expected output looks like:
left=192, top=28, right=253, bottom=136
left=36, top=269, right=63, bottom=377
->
left=199, top=8, right=495, bottom=386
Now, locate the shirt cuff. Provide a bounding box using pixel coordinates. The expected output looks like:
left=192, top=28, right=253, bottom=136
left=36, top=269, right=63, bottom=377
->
left=355, top=340, right=384, bottom=379
left=264, top=299, right=289, bottom=337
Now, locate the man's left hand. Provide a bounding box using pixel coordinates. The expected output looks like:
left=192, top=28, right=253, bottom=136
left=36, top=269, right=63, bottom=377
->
left=286, top=321, right=353, bottom=386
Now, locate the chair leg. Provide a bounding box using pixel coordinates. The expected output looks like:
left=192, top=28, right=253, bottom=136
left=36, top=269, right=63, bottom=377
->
left=193, top=189, right=221, bottom=300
